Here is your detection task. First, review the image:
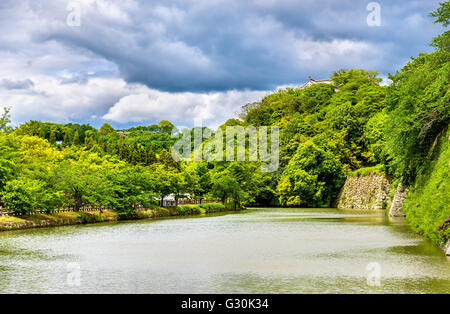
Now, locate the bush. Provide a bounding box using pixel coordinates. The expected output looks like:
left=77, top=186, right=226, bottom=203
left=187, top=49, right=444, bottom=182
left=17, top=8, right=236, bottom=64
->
left=0, top=179, right=38, bottom=215
left=199, top=202, right=226, bottom=213
left=350, top=164, right=385, bottom=177
left=170, top=203, right=226, bottom=216
left=0, top=179, right=64, bottom=215
left=78, top=211, right=107, bottom=224
left=151, top=207, right=170, bottom=217
left=117, top=208, right=138, bottom=220
left=173, top=204, right=202, bottom=216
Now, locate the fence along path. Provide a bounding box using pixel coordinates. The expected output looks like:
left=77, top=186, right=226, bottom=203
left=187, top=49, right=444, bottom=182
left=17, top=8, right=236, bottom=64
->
left=0, top=198, right=221, bottom=216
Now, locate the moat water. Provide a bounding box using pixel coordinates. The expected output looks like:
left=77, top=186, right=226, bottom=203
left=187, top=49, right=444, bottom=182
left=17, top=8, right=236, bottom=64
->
left=0, top=208, right=449, bottom=293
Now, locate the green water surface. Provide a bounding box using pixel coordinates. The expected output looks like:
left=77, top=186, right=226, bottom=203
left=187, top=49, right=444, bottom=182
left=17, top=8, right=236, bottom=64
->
left=0, top=208, right=449, bottom=293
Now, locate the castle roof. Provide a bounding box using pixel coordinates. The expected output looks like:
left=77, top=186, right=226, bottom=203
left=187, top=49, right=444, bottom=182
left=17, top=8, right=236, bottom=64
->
left=300, top=77, right=332, bottom=89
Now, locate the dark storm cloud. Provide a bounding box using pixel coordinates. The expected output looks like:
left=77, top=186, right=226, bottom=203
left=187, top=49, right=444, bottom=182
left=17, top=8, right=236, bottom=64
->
left=0, top=0, right=446, bottom=127
left=0, top=79, right=34, bottom=90
left=31, top=0, right=443, bottom=92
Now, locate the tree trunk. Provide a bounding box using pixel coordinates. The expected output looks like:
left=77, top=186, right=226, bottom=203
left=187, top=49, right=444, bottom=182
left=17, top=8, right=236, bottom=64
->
left=75, top=199, right=81, bottom=212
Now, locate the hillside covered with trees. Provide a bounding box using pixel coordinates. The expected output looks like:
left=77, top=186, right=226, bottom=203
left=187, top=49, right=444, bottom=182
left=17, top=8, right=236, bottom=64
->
left=0, top=2, right=448, bottom=246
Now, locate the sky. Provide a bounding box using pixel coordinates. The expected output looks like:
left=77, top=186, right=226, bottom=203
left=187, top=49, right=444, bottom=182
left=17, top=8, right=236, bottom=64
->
left=0, top=0, right=445, bottom=129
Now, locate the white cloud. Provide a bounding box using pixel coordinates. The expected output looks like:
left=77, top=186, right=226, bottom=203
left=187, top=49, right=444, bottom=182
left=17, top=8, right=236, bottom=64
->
left=0, top=0, right=443, bottom=128
left=103, top=89, right=269, bottom=128
left=0, top=69, right=269, bottom=128
left=1, top=76, right=132, bottom=125
left=292, top=37, right=385, bottom=71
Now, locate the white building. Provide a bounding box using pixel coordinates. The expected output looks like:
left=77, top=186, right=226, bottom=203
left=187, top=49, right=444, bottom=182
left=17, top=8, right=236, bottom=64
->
left=300, top=77, right=332, bottom=89
left=161, top=196, right=176, bottom=207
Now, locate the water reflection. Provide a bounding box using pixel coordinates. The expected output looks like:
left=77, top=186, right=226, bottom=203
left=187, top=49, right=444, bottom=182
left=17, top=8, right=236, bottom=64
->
left=0, top=208, right=449, bottom=293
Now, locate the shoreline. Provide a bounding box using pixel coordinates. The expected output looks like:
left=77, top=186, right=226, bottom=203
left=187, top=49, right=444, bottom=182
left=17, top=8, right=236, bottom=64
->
left=0, top=204, right=236, bottom=232
left=2, top=205, right=447, bottom=257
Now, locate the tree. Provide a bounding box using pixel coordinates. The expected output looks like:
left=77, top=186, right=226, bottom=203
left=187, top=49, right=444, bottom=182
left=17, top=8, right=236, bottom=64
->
left=363, top=112, right=388, bottom=164
left=129, top=143, right=147, bottom=165
left=0, top=134, right=18, bottom=191
left=146, top=146, right=157, bottom=165
left=118, top=134, right=126, bottom=157
left=209, top=162, right=256, bottom=209
left=211, top=169, right=242, bottom=209
left=99, top=123, right=115, bottom=136
left=0, top=177, right=63, bottom=215
left=52, top=155, right=110, bottom=211
left=152, top=164, right=176, bottom=206
left=105, top=165, right=155, bottom=217
left=171, top=171, right=187, bottom=206
left=430, top=1, right=450, bottom=50
left=159, top=148, right=179, bottom=170
left=63, top=132, right=70, bottom=147
left=0, top=158, right=15, bottom=192
left=185, top=162, right=211, bottom=202
left=158, top=120, right=175, bottom=134
left=384, top=51, right=449, bottom=183
left=0, top=106, right=12, bottom=133
left=49, top=129, right=57, bottom=144
left=84, top=129, right=97, bottom=143
left=73, top=130, right=80, bottom=146
left=138, top=166, right=158, bottom=205
left=86, top=136, right=95, bottom=150
left=1, top=179, right=39, bottom=215
left=277, top=140, right=346, bottom=207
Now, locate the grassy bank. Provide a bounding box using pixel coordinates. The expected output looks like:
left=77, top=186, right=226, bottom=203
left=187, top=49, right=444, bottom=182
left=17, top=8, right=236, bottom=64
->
left=403, top=128, right=450, bottom=248
left=349, top=164, right=385, bottom=177
left=0, top=202, right=230, bottom=232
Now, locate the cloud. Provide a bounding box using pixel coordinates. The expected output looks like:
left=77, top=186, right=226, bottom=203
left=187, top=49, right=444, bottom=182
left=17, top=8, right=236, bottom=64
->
left=0, top=0, right=445, bottom=127
left=0, top=79, right=34, bottom=90
left=103, top=89, right=268, bottom=128
left=59, top=72, right=95, bottom=84
left=0, top=72, right=268, bottom=129
left=19, top=0, right=444, bottom=92
left=1, top=76, right=133, bottom=125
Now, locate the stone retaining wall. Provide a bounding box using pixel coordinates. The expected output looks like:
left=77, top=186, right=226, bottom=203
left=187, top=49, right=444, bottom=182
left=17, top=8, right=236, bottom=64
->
left=336, top=174, right=390, bottom=210
left=388, top=183, right=408, bottom=217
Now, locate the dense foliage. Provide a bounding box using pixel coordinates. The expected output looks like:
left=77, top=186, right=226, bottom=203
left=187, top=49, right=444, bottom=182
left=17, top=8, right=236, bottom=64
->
left=0, top=109, right=264, bottom=214
left=402, top=128, right=450, bottom=245
left=384, top=48, right=449, bottom=184
left=237, top=68, right=387, bottom=207
left=383, top=2, right=450, bottom=246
